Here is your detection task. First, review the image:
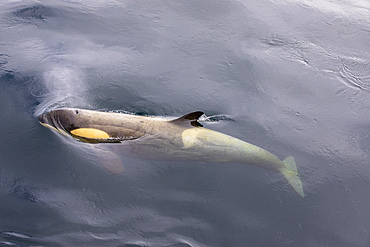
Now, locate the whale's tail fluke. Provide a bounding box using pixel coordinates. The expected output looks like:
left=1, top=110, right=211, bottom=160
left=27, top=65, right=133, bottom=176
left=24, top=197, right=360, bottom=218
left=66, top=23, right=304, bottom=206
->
left=279, top=156, right=304, bottom=197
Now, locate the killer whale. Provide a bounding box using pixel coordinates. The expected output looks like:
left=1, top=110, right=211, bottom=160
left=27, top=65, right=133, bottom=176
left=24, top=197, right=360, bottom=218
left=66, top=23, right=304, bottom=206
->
left=39, top=108, right=304, bottom=196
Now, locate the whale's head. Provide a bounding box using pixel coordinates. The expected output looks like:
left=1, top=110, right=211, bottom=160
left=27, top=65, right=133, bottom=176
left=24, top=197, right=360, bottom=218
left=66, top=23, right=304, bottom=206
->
left=39, top=108, right=78, bottom=135
left=38, top=108, right=122, bottom=143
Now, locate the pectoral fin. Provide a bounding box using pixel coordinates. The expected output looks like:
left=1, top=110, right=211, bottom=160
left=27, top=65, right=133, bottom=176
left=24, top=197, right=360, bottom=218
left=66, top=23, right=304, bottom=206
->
left=93, top=147, right=124, bottom=174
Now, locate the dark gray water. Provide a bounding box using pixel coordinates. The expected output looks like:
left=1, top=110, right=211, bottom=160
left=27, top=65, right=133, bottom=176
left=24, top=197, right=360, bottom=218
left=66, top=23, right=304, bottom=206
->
left=1, top=0, right=369, bottom=246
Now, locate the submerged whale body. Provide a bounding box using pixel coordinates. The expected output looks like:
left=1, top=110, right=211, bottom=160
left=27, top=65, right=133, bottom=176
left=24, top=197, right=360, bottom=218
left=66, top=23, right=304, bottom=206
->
left=39, top=108, right=304, bottom=196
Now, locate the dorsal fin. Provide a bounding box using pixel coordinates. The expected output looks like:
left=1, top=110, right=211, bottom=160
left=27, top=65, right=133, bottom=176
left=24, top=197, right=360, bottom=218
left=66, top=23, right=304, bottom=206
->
left=170, top=111, right=204, bottom=127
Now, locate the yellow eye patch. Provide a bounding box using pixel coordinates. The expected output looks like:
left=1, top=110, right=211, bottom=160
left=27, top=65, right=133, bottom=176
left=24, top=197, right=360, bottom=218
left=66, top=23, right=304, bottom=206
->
left=70, top=128, right=110, bottom=139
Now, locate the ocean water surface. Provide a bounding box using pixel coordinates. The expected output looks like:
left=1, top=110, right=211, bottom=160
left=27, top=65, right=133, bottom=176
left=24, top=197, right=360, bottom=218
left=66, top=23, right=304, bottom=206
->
left=0, top=0, right=369, bottom=246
